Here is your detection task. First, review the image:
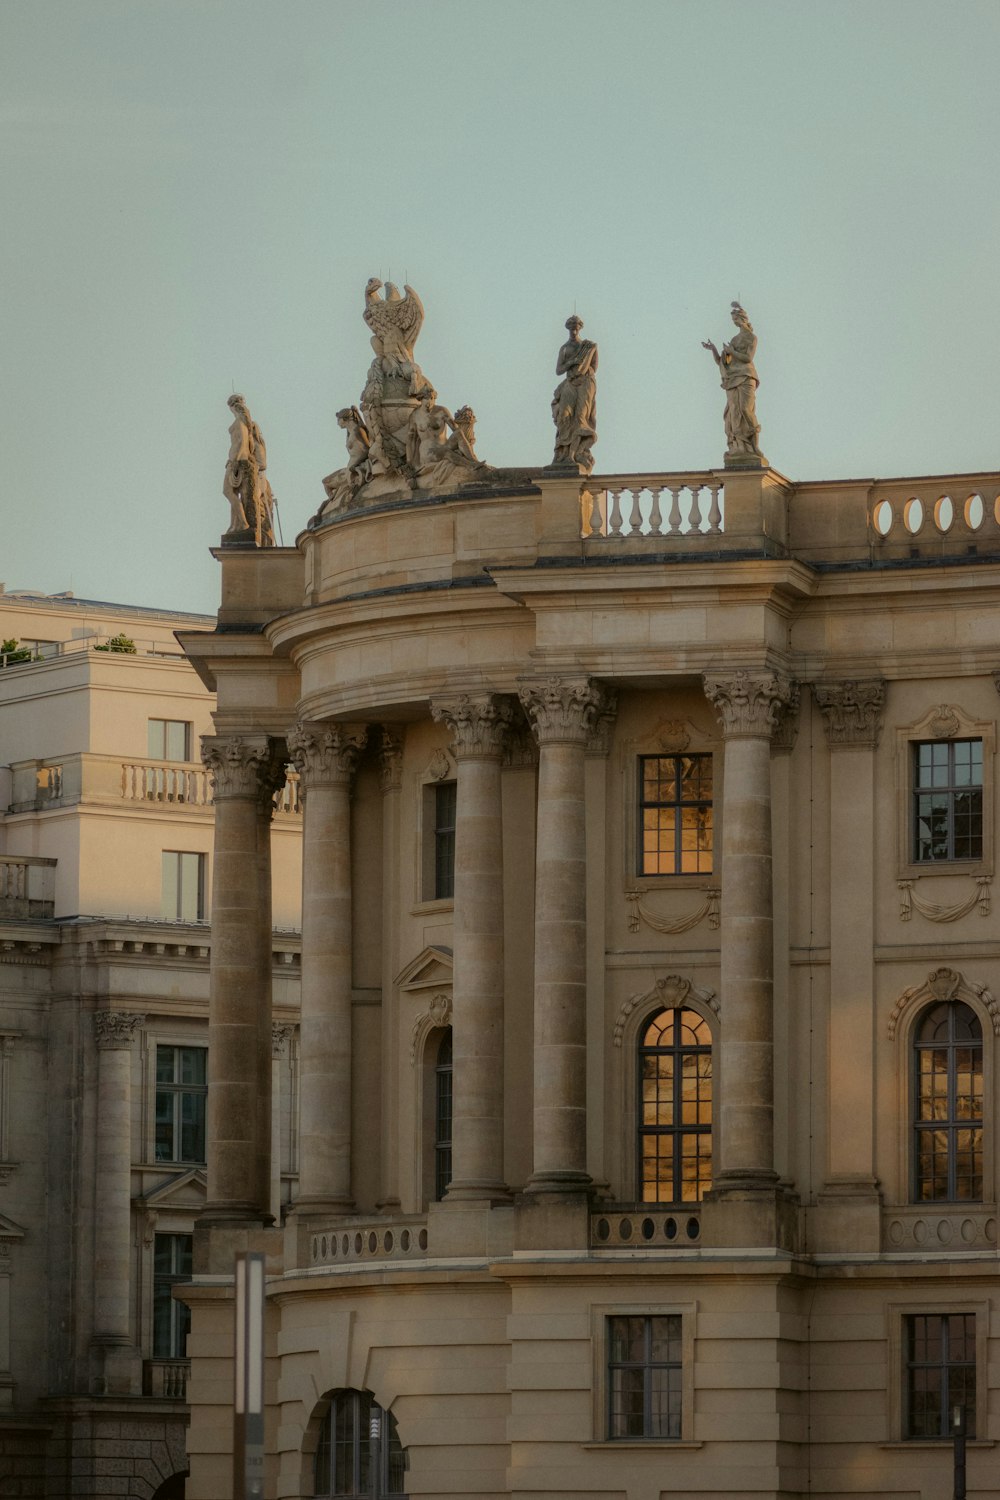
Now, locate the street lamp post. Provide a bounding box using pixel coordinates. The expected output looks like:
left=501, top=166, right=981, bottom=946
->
left=951, top=1402, right=967, bottom=1500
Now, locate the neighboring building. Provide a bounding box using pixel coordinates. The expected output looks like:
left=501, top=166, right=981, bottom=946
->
left=0, top=589, right=302, bottom=1498
left=176, top=458, right=1000, bottom=1500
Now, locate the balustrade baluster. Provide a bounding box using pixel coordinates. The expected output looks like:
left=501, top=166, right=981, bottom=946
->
left=668, top=487, right=683, bottom=535
left=707, top=484, right=723, bottom=535
left=628, top=487, right=644, bottom=536
left=688, top=485, right=704, bottom=533
left=647, top=487, right=663, bottom=537
left=588, top=488, right=603, bottom=537
left=608, top=488, right=624, bottom=537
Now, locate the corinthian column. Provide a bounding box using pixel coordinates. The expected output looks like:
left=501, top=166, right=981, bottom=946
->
left=813, top=680, right=885, bottom=1208
left=703, top=670, right=792, bottom=1191
left=518, top=677, right=617, bottom=1191
left=92, top=1011, right=144, bottom=1348
left=287, top=721, right=367, bottom=1211
left=431, top=694, right=514, bottom=1199
left=201, top=734, right=285, bottom=1219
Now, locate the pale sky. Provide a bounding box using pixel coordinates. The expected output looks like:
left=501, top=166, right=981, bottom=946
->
left=2, top=0, right=999, bottom=615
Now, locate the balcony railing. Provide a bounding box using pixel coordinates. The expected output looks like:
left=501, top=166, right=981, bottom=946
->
left=121, top=761, right=212, bottom=806
left=870, top=481, right=1000, bottom=547
left=0, top=856, right=56, bottom=919
left=310, top=1216, right=429, bottom=1268
left=9, top=756, right=301, bottom=816
left=582, top=474, right=724, bottom=540
left=143, top=1358, right=190, bottom=1399
left=591, top=1207, right=701, bottom=1249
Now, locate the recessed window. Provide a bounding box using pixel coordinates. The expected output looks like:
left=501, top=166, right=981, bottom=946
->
left=913, top=1002, right=982, bottom=1202
left=148, top=718, right=192, bottom=762
left=155, top=1045, right=207, bottom=1164
left=161, top=851, right=205, bottom=922
left=639, top=1009, right=712, bottom=1204
left=314, top=1390, right=407, bottom=1499
left=638, top=755, right=712, bottom=876
left=432, top=782, right=456, bottom=900
left=913, top=740, right=982, bottom=863
left=607, top=1314, right=682, bottom=1440
left=434, top=1029, right=453, bottom=1202
left=905, top=1313, right=976, bottom=1439
left=153, top=1233, right=192, bottom=1358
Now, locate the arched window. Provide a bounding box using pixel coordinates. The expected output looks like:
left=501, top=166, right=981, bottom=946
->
left=314, top=1389, right=407, bottom=1499
left=914, top=1001, right=983, bottom=1201
left=638, top=1008, right=712, bottom=1204
left=434, top=1028, right=453, bottom=1201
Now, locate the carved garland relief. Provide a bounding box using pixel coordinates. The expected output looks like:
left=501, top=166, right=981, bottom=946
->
left=613, top=974, right=719, bottom=1048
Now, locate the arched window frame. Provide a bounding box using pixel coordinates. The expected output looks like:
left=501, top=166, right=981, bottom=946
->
left=888, top=968, right=996, bottom=1208
left=308, top=1388, right=408, bottom=1500
left=610, top=975, right=719, bottom=1205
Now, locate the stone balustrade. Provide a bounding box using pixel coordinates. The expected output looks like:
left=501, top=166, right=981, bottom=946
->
left=8, top=755, right=300, bottom=816
left=882, top=1205, right=997, bottom=1253
left=583, top=473, right=724, bottom=540
left=142, top=1358, right=190, bottom=1400
left=590, top=1208, right=702, bottom=1249
left=0, top=856, right=56, bottom=919
left=121, top=760, right=213, bottom=806
left=310, top=1216, right=430, bottom=1267
left=870, top=480, right=1000, bottom=545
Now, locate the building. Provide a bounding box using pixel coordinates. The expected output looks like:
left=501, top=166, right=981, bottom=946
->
left=178, top=410, right=1000, bottom=1500
left=0, top=589, right=302, bottom=1497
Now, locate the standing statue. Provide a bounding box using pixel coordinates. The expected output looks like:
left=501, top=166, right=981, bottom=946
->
left=321, top=407, right=373, bottom=511
left=550, top=315, right=598, bottom=470
left=702, top=302, right=765, bottom=462
left=223, top=394, right=276, bottom=546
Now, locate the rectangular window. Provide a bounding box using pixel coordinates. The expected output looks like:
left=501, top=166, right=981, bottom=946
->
left=148, top=718, right=192, bottom=762
left=607, top=1314, right=682, bottom=1440
left=153, top=1233, right=193, bottom=1358
left=433, top=782, right=457, bottom=900
left=638, top=755, right=713, bottom=876
left=913, top=740, right=983, bottom=863
left=905, top=1313, right=976, bottom=1439
left=161, top=851, right=205, bottom=922
left=155, top=1045, right=207, bottom=1163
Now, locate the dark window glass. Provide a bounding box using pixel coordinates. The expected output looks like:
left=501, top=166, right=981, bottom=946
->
left=153, top=1233, right=192, bottom=1358
left=638, top=755, right=713, bottom=876
left=905, top=1314, right=976, bottom=1439
left=913, top=1002, right=983, bottom=1202
left=607, top=1315, right=683, bottom=1440
left=638, top=1008, right=712, bottom=1204
left=434, top=1028, right=453, bottom=1202
left=913, top=740, right=983, bottom=863
left=314, top=1389, right=407, bottom=1498
left=155, top=1045, right=207, bottom=1163
left=433, top=782, right=457, bottom=899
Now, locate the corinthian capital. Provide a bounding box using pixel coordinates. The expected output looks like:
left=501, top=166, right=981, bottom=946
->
left=813, top=679, right=886, bottom=749
left=517, top=676, right=618, bottom=746
left=95, top=1011, right=144, bottom=1051
left=376, top=726, right=404, bottom=793
left=703, top=670, right=794, bottom=739
left=201, top=734, right=286, bottom=804
left=286, top=721, right=367, bottom=785
left=430, top=693, right=514, bottom=760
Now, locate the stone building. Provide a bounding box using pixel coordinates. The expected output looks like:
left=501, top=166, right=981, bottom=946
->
left=0, top=589, right=302, bottom=1497
left=178, top=355, right=1000, bottom=1500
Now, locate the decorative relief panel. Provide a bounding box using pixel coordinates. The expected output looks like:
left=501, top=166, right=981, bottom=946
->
left=625, top=887, right=720, bottom=935
left=813, top=678, right=885, bottom=749
left=898, top=876, right=991, bottom=923
left=408, top=993, right=452, bottom=1065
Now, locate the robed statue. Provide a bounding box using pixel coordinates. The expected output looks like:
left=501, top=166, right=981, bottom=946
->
left=551, top=315, right=598, bottom=470
left=223, top=394, right=276, bottom=546
left=702, top=302, right=765, bottom=463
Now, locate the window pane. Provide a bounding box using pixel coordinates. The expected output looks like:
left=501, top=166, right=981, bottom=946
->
left=638, top=754, right=712, bottom=876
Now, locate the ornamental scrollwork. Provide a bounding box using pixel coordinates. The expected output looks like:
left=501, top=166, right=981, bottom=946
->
left=408, top=992, right=453, bottom=1065
left=517, top=677, right=618, bottom=746
left=430, top=694, right=514, bottom=760
left=94, top=1011, right=145, bottom=1051
left=613, top=974, right=719, bottom=1047
left=813, top=679, right=886, bottom=749
left=886, top=966, right=1000, bottom=1039
left=286, top=722, right=367, bottom=785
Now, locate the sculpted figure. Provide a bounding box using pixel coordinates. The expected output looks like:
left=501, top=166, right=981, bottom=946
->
left=551, top=315, right=598, bottom=470
left=407, top=386, right=452, bottom=471
left=423, top=404, right=489, bottom=491
left=321, top=407, right=373, bottom=510
left=702, top=302, right=764, bottom=461
left=223, top=395, right=275, bottom=546
left=363, top=279, right=426, bottom=389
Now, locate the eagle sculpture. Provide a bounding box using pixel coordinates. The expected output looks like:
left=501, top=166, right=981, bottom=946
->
left=363, top=278, right=425, bottom=377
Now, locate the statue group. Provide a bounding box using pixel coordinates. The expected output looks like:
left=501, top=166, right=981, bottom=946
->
left=223, top=281, right=769, bottom=544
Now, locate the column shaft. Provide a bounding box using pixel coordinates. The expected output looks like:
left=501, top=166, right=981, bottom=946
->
left=93, top=1013, right=142, bottom=1344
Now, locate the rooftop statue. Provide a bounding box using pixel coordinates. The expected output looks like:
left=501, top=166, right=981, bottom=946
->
left=223, top=394, right=276, bottom=546
left=363, top=279, right=425, bottom=387
left=314, top=277, right=495, bottom=522
left=702, top=302, right=765, bottom=465
left=550, top=315, right=598, bottom=471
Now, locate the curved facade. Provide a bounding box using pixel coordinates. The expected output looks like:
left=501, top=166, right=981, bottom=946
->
left=181, top=463, right=1000, bottom=1499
